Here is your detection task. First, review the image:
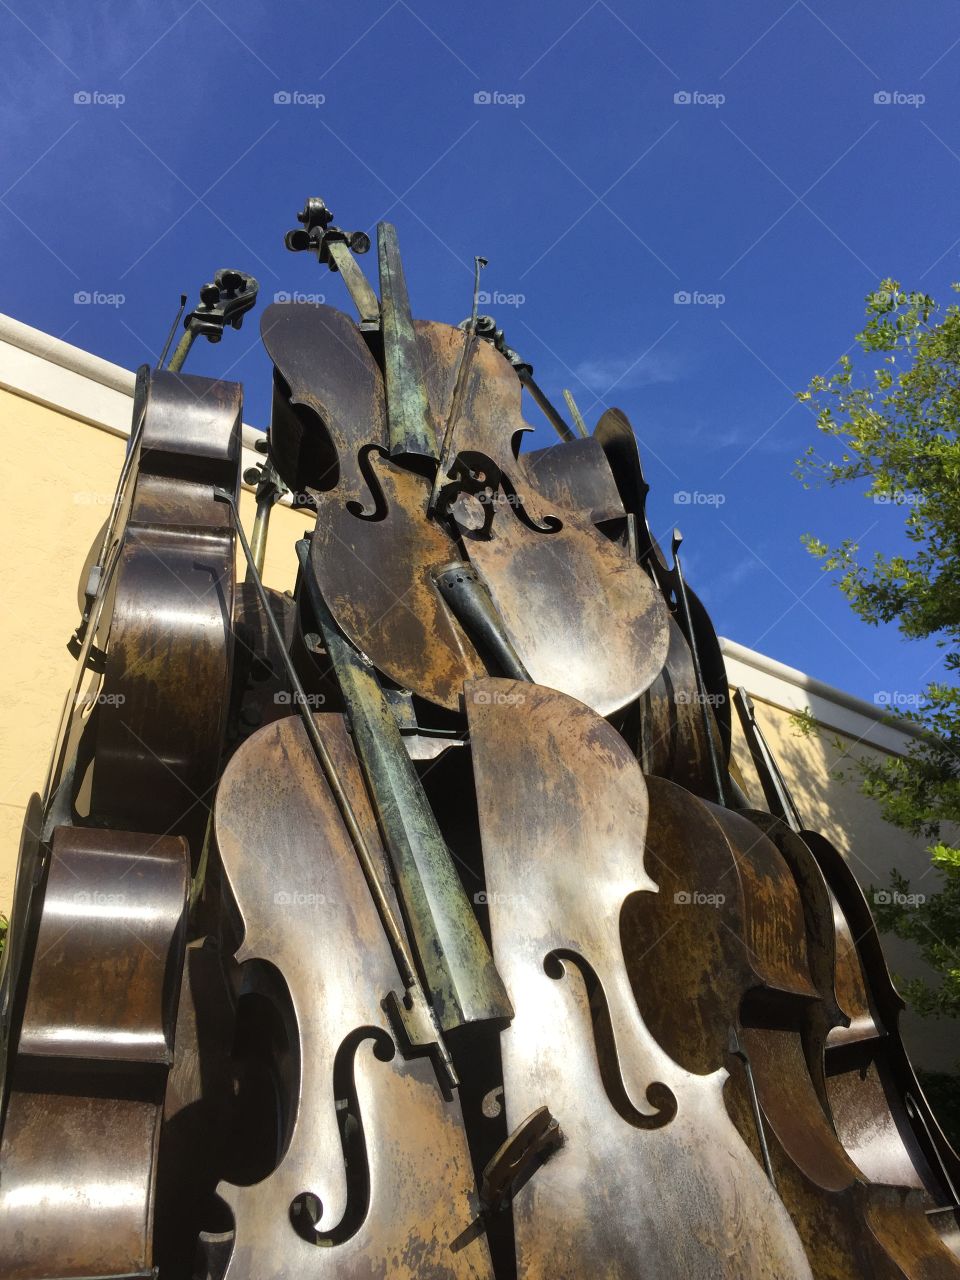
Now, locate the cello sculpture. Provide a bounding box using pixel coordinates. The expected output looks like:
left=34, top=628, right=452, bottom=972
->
left=0, top=200, right=956, bottom=1280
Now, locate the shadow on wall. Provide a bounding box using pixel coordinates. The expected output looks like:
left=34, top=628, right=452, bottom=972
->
left=729, top=694, right=957, bottom=1075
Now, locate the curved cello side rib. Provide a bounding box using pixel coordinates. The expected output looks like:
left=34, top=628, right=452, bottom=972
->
left=0, top=826, right=189, bottom=1280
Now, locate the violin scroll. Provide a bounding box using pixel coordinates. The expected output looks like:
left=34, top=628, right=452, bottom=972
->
left=186, top=268, right=259, bottom=341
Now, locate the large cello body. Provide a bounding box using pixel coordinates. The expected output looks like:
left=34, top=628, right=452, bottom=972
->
left=209, top=711, right=495, bottom=1279
left=622, top=782, right=960, bottom=1278
left=465, top=678, right=812, bottom=1278
left=0, top=365, right=242, bottom=1277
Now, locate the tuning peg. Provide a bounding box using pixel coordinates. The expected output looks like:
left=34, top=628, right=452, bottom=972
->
left=199, top=282, right=220, bottom=307
left=284, top=227, right=311, bottom=253
left=219, top=270, right=244, bottom=295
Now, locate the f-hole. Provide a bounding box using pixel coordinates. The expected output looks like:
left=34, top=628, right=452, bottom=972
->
left=346, top=444, right=390, bottom=522
left=290, top=1026, right=396, bottom=1246
left=544, top=948, right=676, bottom=1130
left=499, top=470, right=562, bottom=535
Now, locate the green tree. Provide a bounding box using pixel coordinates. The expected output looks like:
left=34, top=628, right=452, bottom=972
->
left=797, top=280, right=960, bottom=1019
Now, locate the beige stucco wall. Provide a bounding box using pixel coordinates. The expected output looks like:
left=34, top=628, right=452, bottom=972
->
left=0, top=386, right=304, bottom=910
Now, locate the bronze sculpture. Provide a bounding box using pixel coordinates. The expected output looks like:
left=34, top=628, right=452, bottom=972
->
left=0, top=200, right=956, bottom=1279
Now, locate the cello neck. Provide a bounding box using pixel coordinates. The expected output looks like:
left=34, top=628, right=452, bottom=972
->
left=732, top=686, right=804, bottom=832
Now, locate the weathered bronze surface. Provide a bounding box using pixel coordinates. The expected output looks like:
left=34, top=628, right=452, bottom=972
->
left=378, top=220, right=438, bottom=463
left=623, top=780, right=960, bottom=1277
left=733, top=689, right=960, bottom=1216
left=212, top=713, right=495, bottom=1278
left=0, top=825, right=189, bottom=1279
left=468, top=678, right=813, bottom=1278
left=89, top=369, right=241, bottom=862
left=296, top=539, right=512, bottom=1034
left=262, top=301, right=669, bottom=716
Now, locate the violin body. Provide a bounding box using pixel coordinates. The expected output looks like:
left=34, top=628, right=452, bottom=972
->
left=211, top=712, right=494, bottom=1279
left=262, top=301, right=669, bottom=716
left=467, top=678, right=812, bottom=1278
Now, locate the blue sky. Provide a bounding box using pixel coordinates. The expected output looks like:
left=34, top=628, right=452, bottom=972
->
left=2, top=0, right=958, bottom=705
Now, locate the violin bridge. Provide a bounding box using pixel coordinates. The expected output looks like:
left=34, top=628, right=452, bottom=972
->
left=479, top=1106, right=564, bottom=1212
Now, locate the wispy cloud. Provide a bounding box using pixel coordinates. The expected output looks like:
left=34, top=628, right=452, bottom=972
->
left=715, top=554, right=760, bottom=593
left=573, top=348, right=684, bottom=394
left=686, top=419, right=794, bottom=455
